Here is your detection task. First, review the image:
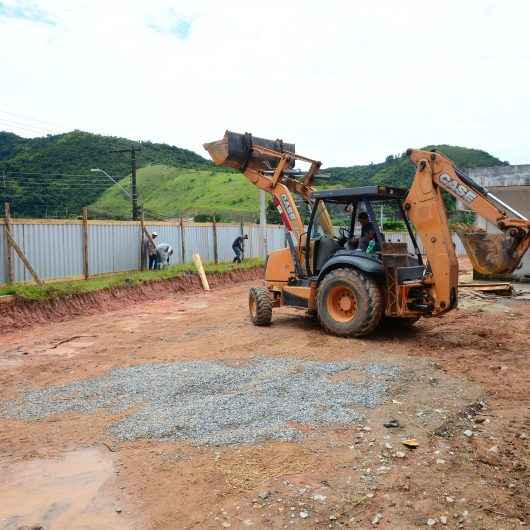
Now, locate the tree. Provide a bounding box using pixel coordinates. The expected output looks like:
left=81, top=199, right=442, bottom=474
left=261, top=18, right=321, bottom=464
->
left=266, top=200, right=282, bottom=224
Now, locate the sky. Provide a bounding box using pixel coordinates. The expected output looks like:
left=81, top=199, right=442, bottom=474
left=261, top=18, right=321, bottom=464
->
left=0, top=0, right=529, bottom=167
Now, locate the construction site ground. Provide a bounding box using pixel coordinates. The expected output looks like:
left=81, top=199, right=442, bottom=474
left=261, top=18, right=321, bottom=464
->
left=0, top=261, right=529, bottom=530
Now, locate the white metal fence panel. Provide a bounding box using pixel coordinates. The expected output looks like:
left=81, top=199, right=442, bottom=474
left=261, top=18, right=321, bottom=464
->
left=21, top=223, right=84, bottom=281
left=0, top=225, right=5, bottom=284
left=89, top=223, right=139, bottom=275
left=217, top=224, right=242, bottom=262
left=0, top=220, right=469, bottom=286
left=267, top=226, right=287, bottom=251
left=186, top=224, right=215, bottom=262
left=243, top=224, right=262, bottom=258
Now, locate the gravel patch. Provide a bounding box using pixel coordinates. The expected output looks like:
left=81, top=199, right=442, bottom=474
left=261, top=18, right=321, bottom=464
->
left=1, top=358, right=400, bottom=445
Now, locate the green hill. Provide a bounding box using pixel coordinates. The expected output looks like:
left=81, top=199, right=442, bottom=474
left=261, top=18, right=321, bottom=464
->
left=0, top=130, right=209, bottom=217
left=90, top=165, right=259, bottom=221
left=0, top=130, right=507, bottom=221
left=91, top=145, right=506, bottom=222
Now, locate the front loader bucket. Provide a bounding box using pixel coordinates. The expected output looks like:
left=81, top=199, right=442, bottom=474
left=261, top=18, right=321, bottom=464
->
left=203, top=130, right=295, bottom=171
left=456, top=228, right=519, bottom=276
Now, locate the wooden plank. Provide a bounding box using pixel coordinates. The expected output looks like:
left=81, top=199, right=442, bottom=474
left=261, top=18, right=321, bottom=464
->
left=141, top=225, right=158, bottom=252
left=4, top=203, right=14, bottom=284
left=82, top=207, right=89, bottom=280
left=192, top=253, right=210, bottom=290
left=212, top=216, right=219, bottom=264
left=459, top=282, right=512, bottom=288
left=5, top=230, right=43, bottom=285
left=460, top=282, right=512, bottom=296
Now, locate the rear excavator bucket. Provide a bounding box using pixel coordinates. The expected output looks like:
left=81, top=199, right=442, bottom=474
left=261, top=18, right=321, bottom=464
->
left=203, top=130, right=295, bottom=171
left=456, top=227, right=521, bottom=275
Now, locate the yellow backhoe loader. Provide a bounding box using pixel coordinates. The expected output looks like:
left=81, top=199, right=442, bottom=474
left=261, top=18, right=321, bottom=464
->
left=204, top=131, right=530, bottom=337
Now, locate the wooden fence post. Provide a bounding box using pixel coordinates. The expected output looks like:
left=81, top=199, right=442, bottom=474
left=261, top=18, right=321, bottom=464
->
left=180, top=217, right=186, bottom=264
left=82, top=207, right=89, bottom=280
left=212, top=215, right=219, bottom=264
left=240, top=218, right=245, bottom=260
left=4, top=202, right=14, bottom=284
left=140, top=208, right=146, bottom=271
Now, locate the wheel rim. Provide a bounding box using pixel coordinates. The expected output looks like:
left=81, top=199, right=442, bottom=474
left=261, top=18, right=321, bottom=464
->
left=326, top=285, right=357, bottom=322
left=249, top=295, right=257, bottom=318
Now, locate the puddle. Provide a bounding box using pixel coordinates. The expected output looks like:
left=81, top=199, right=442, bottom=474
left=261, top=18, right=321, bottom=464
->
left=0, top=448, right=129, bottom=530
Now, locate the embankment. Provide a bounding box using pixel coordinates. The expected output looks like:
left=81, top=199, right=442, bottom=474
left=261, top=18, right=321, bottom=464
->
left=0, top=267, right=264, bottom=334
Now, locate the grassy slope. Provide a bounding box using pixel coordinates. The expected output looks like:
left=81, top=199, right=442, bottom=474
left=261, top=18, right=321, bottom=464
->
left=92, top=145, right=505, bottom=220
left=90, top=164, right=260, bottom=220
left=0, top=258, right=263, bottom=301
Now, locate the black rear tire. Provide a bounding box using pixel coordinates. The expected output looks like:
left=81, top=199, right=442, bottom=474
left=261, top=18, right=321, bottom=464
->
left=317, top=268, right=383, bottom=337
left=249, top=287, right=273, bottom=326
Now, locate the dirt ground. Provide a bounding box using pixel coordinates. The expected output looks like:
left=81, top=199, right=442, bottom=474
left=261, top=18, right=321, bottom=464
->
left=0, top=263, right=529, bottom=530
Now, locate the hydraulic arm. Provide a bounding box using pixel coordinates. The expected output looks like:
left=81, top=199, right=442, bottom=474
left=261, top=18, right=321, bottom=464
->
left=204, top=131, right=334, bottom=272
left=406, top=149, right=530, bottom=313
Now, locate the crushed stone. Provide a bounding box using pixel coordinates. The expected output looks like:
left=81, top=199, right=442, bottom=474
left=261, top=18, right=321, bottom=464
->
left=1, top=357, right=400, bottom=445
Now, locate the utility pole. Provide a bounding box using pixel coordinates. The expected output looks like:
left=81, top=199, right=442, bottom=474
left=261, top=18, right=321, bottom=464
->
left=111, top=145, right=141, bottom=220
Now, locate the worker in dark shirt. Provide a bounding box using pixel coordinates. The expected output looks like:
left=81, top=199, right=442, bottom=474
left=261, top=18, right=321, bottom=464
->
left=144, top=232, right=159, bottom=270
left=232, top=234, right=248, bottom=263
left=350, top=212, right=379, bottom=252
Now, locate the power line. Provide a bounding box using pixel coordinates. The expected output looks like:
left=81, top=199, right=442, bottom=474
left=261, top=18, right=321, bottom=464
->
left=3, top=180, right=120, bottom=187
left=5, top=171, right=131, bottom=179
left=0, top=119, right=58, bottom=136
left=4, top=176, right=129, bottom=184
left=0, top=117, right=57, bottom=133
left=4, top=175, right=123, bottom=182
left=0, top=109, right=60, bottom=128
left=4, top=177, right=120, bottom=183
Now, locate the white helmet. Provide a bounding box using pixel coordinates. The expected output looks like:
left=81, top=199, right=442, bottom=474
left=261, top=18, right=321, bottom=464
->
left=152, top=231, right=158, bottom=237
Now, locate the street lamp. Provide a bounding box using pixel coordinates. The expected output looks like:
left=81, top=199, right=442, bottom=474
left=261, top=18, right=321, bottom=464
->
left=90, top=168, right=131, bottom=198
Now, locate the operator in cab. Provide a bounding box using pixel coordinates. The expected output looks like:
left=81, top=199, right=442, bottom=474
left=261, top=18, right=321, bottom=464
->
left=349, top=212, right=379, bottom=252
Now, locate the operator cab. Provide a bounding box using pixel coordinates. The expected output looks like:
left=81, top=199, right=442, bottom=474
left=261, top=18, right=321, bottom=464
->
left=306, top=186, right=423, bottom=277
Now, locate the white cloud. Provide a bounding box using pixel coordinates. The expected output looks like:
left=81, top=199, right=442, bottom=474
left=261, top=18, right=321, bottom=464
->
left=0, top=0, right=529, bottom=166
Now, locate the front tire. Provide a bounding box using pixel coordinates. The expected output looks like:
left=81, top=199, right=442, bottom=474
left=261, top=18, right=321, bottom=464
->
left=317, top=268, right=383, bottom=337
left=249, top=287, right=272, bottom=326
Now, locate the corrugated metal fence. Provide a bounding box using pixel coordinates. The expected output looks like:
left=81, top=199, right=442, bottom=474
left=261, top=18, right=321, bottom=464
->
left=0, top=219, right=466, bottom=285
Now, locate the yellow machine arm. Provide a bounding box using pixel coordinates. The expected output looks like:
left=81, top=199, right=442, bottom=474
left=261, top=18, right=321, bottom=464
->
left=204, top=131, right=334, bottom=242
left=406, top=149, right=530, bottom=313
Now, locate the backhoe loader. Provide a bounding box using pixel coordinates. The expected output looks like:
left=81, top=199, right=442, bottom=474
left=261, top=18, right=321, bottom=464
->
left=204, top=131, right=530, bottom=337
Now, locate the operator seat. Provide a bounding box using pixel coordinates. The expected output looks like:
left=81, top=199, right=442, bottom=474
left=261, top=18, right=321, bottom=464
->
left=313, top=236, right=341, bottom=273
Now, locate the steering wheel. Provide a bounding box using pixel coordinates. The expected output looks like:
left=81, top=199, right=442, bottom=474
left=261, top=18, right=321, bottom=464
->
left=338, top=226, right=352, bottom=242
